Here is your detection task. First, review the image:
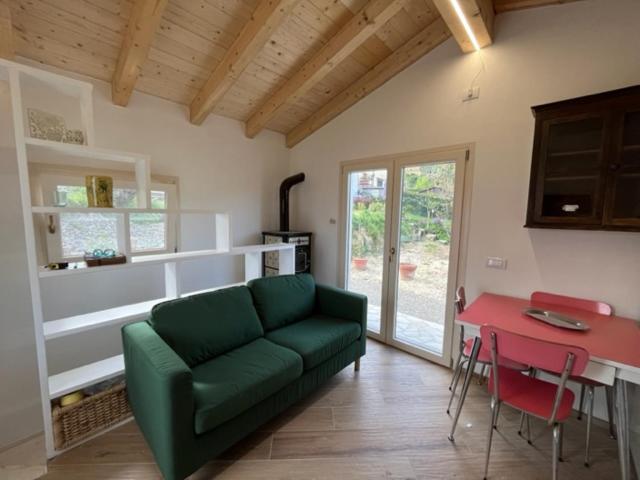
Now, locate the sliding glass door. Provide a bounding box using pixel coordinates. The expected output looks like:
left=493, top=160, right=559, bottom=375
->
left=343, top=165, right=393, bottom=341
left=341, top=148, right=468, bottom=364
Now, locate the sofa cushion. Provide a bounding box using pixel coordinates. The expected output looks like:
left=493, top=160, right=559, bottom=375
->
left=149, top=286, right=264, bottom=367
left=192, top=338, right=303, bottom=434
left=265, top=314, right=361, bottom=370
left=248, top=274, right=316, bottom=331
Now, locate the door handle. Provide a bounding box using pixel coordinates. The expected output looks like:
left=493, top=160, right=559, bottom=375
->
left=389, top=247, right=396, bottom=255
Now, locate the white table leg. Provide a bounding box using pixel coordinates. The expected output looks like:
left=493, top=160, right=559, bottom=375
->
left=615, top=378, right=631, bottom=480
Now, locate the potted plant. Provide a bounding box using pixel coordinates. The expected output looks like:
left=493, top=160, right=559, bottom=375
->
left=399, top=262, right=417, bottom=280
left=351, top=231, right=368, bottom=270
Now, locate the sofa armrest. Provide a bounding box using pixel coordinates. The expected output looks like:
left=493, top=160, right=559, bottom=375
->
left=316, top=284, right=367, bottom=353
left=122, top=322, right=194, bottom=477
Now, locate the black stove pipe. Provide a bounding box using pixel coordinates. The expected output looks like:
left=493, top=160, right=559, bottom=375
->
left=279, top=173, right=305, bottom=231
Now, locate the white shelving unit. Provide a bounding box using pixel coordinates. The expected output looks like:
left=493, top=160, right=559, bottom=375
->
left=1, top=58, right=295, bottom=458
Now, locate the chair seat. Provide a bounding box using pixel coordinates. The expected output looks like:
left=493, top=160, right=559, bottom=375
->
left=463, top=338, right=528, bottom=371
left=192, top=338, right=303, bottom=435
left=266, top=314, right=361, bottom=370
left=489, top=366, right=575, bottom=422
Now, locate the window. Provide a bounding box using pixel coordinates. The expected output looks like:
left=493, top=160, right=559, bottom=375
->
left=41, top=175, right=178, bottom=262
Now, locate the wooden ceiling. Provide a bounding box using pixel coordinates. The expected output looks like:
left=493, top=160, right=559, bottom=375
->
left=3, top=0, right=578, bottom=146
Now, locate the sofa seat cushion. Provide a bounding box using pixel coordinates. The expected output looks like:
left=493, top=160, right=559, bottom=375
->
left=192, top=338, right=303, bottom=435
left=266, top=314, right=361, bottom=370
left=248, top=274, right=316, bottom=331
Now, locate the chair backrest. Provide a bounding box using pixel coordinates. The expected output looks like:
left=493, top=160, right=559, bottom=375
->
left=480, top=325, right=590, bottom=424
left=479, top=325, right=589, bottom=377
left=455, top=286, right=466, bottom=315
left=531, top=291, right=612, bottom=316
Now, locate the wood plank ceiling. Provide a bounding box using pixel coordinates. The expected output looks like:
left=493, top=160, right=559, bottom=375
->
left=6, top=0, right=579, bottom=146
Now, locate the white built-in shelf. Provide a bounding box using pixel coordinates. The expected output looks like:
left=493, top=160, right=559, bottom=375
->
left=25, top=137, right=147, bottom=164
left=48, top=355, right=124, bottom=399
left=43, top=298, right=168, bottom=340
left=39, top=243, right=295, bottom=278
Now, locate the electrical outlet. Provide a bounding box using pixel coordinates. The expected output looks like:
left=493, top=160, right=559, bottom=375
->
left=463, top=86, right=480, bottom=102
left=486, top=257, right=507, bottom=270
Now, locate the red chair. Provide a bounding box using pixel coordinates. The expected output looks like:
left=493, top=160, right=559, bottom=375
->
left=447, top=287, right=527, bottom=440
left=531, top=291, right=616, bottom=466
left=480, top=325, right=589, bottom=480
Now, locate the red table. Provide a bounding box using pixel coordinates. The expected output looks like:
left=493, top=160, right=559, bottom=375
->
left=455, top=293, right=640, bottom=480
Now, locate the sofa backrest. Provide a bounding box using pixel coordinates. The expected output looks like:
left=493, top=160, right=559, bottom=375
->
left=248, top=274, right=316, bottom=331
left=149, top=286, right=263, bottom=367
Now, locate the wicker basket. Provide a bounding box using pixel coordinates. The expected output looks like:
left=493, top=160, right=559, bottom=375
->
left=52, top=382, right=131, bottom=450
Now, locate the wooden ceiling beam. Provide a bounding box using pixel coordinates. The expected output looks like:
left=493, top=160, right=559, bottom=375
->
left=432, top=0, right=494, bottom=53
left=189, top=0, right=298, bottom=126
left=0, top=3, right=13, bottom=60
left=112, top=0, right=168, bottom=106
left=245, top=0, right=406, bottom=138
left=286, top=18, right=450, bottom=148
left=493, top=0, right=580, bottom=13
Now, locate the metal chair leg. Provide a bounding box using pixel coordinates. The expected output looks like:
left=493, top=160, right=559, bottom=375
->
left=577, top=384, right=586, bottom=420
left=449, top=349, right=464, bottom=391
left=526, top=414, right=532, bottom=445
left=552, top=423, right=560, bottom=480
left=449, top=337, right=481, bottom=442
left=518, top=411, right=525, bottom=436
left=558, top=423, right=564, bottom=462
left=493, top=401, right=502, bottom=430
left=605, top=386, right=617, bottom=440
left=585, top=385, right=595, bottom=467
left=478, top=364, right=487, bottom=385
left=483, top=398, right=499, bottom=480
left=447, top=358, right=467, bottom=414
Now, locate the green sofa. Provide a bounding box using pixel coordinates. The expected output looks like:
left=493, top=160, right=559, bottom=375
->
left=122, top=274, right=367, bottom=480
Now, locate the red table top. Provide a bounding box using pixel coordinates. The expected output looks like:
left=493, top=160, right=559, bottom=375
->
left=457, top=293, right=640, bottom=369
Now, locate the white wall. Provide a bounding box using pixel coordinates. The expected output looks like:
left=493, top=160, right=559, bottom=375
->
left=290, top=0, right=640, bottom=318
left=289, top=0, right=640, bottom=423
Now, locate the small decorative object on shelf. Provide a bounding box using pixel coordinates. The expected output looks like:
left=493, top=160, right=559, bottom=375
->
left=60, top=391, right=84, bottom=407
left=84, top=249, right=126, bottom=267
left=46, top=262, right=69, bottom=271
left=53, top=190, right=67, bottom=207
left=27, top=108, right=66, bottom=141
left=85, top=175, right=113, bottom=207
left=62, top=129, right=85, bottom=145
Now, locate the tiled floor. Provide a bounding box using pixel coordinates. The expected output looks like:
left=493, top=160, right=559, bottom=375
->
left=41, top=340, right=621, bottom=479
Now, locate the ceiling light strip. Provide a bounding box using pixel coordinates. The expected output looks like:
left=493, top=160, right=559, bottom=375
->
left=449, top=0, right=481, bottom=51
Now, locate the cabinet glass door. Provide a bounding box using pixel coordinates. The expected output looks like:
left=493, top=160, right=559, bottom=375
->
left=535, top=115, right=607, bottom=224
left=606, top=109, right=640, bottom=226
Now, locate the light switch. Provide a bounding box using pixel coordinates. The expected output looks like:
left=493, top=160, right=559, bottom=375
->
left=486, top=257, right=507, bottom=270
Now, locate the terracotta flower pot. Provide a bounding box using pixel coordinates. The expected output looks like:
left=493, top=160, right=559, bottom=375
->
left=399, top=262, right=417, bottom=280
left=352, top=258, right=368, bottom=271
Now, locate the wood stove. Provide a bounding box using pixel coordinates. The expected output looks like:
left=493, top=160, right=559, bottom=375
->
left=263, top=173, right=311, bottom=276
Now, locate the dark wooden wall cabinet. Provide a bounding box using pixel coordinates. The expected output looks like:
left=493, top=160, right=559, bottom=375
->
left=525, top=86, right=640, bottom=231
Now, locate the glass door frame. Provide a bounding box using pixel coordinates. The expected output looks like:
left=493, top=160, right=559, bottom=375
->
left=338, top=146, right=472, bottom=366
left=339, top=158, right=396, bottom=343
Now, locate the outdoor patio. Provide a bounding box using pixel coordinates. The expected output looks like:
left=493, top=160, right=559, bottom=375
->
left=367, top=304, right=444, bottom=354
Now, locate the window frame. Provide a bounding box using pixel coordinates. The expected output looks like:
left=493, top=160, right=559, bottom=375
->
left=39, top=174, right=178, bottom=263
